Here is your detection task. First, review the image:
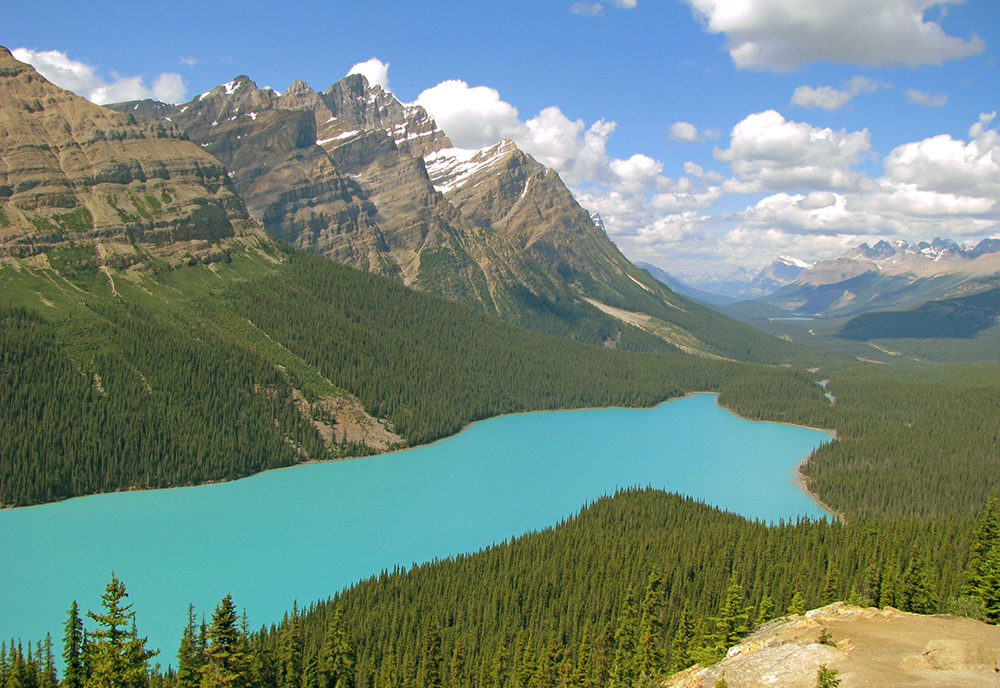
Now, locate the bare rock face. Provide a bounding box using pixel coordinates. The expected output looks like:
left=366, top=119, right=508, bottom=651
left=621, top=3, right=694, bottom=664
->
left=0, top=46, right=248, bottom=256
left=106, top=69, right=791, bottom=360
left=109, top=72, right=671, bottom=327
left=665, top=603, right=1000, bottom=688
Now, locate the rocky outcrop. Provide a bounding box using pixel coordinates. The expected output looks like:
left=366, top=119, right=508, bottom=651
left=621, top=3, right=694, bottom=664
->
left=666, top=603, right=1000, bottom=688
left=0, top=46, right=248, bottom=256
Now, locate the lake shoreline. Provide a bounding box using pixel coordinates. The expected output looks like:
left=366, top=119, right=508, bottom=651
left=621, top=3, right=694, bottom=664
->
left=793, top=463, right=846, bottom=524
left=2, top=390, right=841, bottom=516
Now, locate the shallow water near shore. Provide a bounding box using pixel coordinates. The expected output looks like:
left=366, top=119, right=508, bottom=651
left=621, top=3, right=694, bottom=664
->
left=0, top=393, right=830, bottom=660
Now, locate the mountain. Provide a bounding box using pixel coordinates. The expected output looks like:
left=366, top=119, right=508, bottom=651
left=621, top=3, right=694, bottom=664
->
left=107, top=73, right=799, bottom=364
left=837, top=285, right=1000, bottom=341
left=0, top=47, right=248, bottom=261
left=1, top=46, right=839, bottom=507
left=681, top=255, right=813, bottom=300
left=636, top=262, right=738, bottom=306
left=762, top=238, right=1000, bottom=319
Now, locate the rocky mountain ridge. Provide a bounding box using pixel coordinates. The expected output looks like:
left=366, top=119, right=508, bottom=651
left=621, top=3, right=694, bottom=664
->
left=111, top=75, right=654, bottom=324
left=0, top=46, right=248, bottom=263
left=762, top=237, right=1000, bottom=318
left=107, top=71, right=795, bottom=362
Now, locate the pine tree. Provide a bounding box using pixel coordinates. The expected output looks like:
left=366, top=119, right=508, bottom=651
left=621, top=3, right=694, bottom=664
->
left=485, top=640, right=509, bottom=688
left=821, top=563, right=840, bottom=605
left=375, top=647, right=398, bottom=688
left=879, top=558, right=899, bottom=608
left=570, top=623, right=595, bottom=688
left=279, top=604, right=303, bottom=688
left=417, top=623, right=442, bottom=688
left=302, top=651, right=319, bottom=688
left=972, top=541, right=1000, bottom=623
left=533, top=635, right=560, bottom=688
left=670, top=606, right=695, bottom=673
left=816, top=664, right=841, bottom=687
left=608, top=588, right=638, bottom=688
left=863, top=561, right=882, bottom=607
left=319, top=607, right=354, bottom=688
left=401, top=649, right=417, bottom=688
left=787, top=591, right=806, bottom=616
left=900, top=549, right=939, bottom=614
left=636, top=568, right=666, bottom=680
left=962, top=496, right=1000, bottom=622
left=84, top=574, right=158, bottom=688
left=200, top=594, right=245, bottom=688
left=713, top=575, right=749, bottom=648
left=63, top=601, right=85, bottom=688
left=449, top=638, right=466, bottom=688
left=512, top=632, right=536, bottom=688
left=754, top=596, right=774, bottom=627
left=177, top=605, right=202, bottom=688
left=39, top=634, right=56, bottom=688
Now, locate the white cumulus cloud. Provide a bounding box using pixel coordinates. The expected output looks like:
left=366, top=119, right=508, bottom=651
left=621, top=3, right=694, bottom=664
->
left=415, top=79, right=623, bottom=187
left=682, top=0, right=985, bottom=71
left=682, top=112, right=1000, bottom=273
left=791, top=76, right=882, bottom=111
left=415, top=80, right=523, bottom=150
left=714, top=110, right=872, bottom=192
left=347, top=58, right=391, bottom=91
left=12, top=48, right=188, bottom=104
left=882, top=112, right=999, bottom=199
left=522, top=108, right=619, bottom=186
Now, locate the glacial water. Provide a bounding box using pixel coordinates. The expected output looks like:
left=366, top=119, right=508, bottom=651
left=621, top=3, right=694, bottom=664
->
left=0, top=394, right=831, bottom=661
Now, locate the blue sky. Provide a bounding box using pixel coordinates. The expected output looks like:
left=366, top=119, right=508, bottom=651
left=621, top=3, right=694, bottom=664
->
left=6, top=0, right=999, bottom=276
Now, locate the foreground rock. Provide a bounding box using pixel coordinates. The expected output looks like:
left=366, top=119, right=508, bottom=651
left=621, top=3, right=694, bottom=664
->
left=666, top=603, right=1000, bottom=687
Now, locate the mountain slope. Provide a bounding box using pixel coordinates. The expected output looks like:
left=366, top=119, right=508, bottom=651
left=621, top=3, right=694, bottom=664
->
left=637, top=262, right=737, bottom=305
left=0, top=47, right=247, bottom=259
left=108, top=74, right=800, bottom=364
left=837, top=286, right=1000, bottom=341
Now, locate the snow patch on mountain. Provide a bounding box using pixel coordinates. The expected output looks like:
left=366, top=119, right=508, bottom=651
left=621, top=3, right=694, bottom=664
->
left=317, top=130, right=360, bottom=146
left=778, top=255, right=814, bottom=270
left=424, top=139, right=518, bottom=194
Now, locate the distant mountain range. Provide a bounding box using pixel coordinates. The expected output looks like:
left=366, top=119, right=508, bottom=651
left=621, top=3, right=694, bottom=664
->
left=760, top=238, right=1000, bottom=319
left=646, top=238, right=1000, bottom=319
left=677, top=256, right=815, bottom=301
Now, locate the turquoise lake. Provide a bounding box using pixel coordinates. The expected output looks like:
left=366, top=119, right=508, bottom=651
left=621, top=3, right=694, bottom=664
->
left=0, top=394, right=831, bottom=661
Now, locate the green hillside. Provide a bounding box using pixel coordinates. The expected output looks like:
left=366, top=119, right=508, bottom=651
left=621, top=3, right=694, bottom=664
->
left=0, top=227, right=835, bottom=507
left=5, top=228, right=1000, bottom=520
